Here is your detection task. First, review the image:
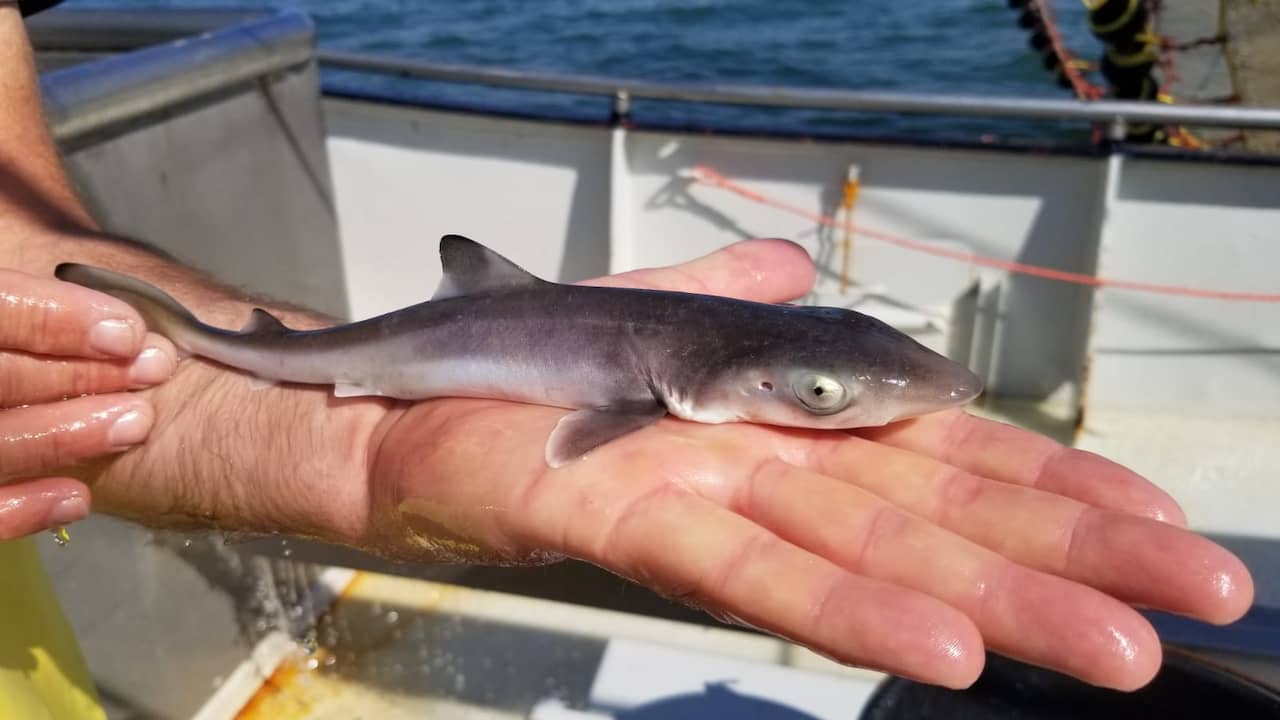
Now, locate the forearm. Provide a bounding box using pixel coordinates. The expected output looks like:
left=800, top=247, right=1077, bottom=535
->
left=14, top=199, right=384, bottom=546
left=1, top=6, right=384, bottom=546
left=32, top=233, right=388, bottom=544
left=78, top=361, right=387, bottom=540
left=0, top=5, right=96, bottom=238
left=0, top=8, right=321, bottom=325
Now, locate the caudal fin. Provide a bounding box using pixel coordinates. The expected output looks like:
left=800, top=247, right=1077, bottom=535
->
left=55, top=263, right=204, bottom=344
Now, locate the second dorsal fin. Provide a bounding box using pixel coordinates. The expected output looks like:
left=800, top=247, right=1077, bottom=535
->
left=241, top=308, right=289, bottom=335
left=431, top=234, right=546, bottom=301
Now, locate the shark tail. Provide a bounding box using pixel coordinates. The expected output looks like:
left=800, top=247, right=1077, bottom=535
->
left=54, top=262, right=210, bottom=351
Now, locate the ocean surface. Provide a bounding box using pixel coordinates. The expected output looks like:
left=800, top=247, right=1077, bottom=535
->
left=77, top=0, right=1104, bottom=142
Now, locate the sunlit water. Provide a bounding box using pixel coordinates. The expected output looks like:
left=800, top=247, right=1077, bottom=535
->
left=78, top=0, right=1103, bottom=142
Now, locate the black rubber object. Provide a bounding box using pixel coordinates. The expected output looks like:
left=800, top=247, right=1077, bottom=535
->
left=861, top=649, right=1280, bottom=720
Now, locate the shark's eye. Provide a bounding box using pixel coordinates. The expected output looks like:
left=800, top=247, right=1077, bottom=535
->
left=793, top=373, right=847, bottom=414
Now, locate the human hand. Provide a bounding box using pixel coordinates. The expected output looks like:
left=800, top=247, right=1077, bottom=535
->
left=65, top=238, right=1251, bottom=693
left=354, top=240, right=1253, bottom=692
left=0, top=268, right=176, bottom=540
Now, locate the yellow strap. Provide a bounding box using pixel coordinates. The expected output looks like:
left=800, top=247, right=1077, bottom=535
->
left=1087, top=0, right=1141, bottom=36
left=0, top=539, right=105, bottom=720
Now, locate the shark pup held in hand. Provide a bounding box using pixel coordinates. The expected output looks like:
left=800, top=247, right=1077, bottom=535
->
left=56, top=235, right=982, bottom=467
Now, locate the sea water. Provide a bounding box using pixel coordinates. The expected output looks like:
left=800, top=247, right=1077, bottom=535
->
left=78, top=0, right=1102, bottom=142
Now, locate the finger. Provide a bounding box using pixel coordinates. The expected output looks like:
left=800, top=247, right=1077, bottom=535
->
left=708, top=456, right=1162, bottom=691
left=798, top=432, right=1253, bottom=626
left=582, top=238, right=816, bottom=303
left=0, top=268, right=148, bottom=359
left=0, top=395, right=154, bottom=480
left=858, top=409, right=1187, bottom=526
left=1057, top=510, right=1254, bottom=624
left=0, top=477, right=90, bottom=541
left=514, top=459, right=985, bottom=688
left=0, top=332, right=177, bottom=407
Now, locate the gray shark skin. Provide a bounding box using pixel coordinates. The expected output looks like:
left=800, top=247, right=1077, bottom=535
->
left=56, top=235, right=983, bottom=467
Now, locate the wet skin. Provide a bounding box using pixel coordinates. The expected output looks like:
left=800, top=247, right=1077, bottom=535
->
left=0, top=268, right=176, bottom=539
left=348, top=240, right=1253, bottom=691
left=7, top=238, right=1253, bottom=693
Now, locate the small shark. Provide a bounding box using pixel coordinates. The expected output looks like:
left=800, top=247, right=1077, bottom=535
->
left=56, top=235, right=982, bottom=467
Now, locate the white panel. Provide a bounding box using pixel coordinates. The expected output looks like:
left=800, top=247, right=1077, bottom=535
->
left=1090, top=157, right=1280, bottom=416
left=323, top=99, right=1112, bottom=398
left=324, top=99, right=612, bottom=320
left=1077, top=409, right=1280, bottom=537
left=321, top=97, right=1279, bottom=421
left=625, top=132, right=1106, bottom=398
left=66, top=65, right=348, bottom=318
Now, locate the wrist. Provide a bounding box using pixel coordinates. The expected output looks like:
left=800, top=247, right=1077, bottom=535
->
left=89, top=358, right=391, bottom=545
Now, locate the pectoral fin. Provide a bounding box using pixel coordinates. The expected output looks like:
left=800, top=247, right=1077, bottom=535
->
left=545, top=402, right=667, bottom=468
left=248, top=376, right=277, bottom=391
left=334, top=382, right=384, bottom=398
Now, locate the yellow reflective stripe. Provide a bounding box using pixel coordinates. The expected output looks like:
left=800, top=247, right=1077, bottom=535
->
left=1088, top=0, right=1141, bottom=36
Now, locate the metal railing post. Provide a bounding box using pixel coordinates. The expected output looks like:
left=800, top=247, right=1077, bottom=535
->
left=608, top=91, right=633, bottom=274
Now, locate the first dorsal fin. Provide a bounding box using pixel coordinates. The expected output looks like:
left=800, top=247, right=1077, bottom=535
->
left=431, top=234, right=547, bottom=301
left=241, top=308, right=289, bottom=335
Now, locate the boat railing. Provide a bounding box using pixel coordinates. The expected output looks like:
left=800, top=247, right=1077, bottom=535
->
left=319, top=49, right=1280, bottom=135
left=32, top=8, right=314, bottom=144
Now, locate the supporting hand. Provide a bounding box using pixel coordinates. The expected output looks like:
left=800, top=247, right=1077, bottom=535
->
left=62, top=238, right=1250, bottom=692
left=357, top=240, right=1252, bottom=691
left=0, top=268, right=175, bottom=539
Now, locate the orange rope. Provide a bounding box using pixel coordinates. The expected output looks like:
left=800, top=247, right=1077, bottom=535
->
left=690, top=165, right=1280, bottom=303
left=1033, top=0, right=1106, bottom=100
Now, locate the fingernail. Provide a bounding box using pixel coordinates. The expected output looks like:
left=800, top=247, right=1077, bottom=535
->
left=90, top=318, right=140, bottom=358
left=47, top=495, right=88, bottom=526
left=108, top=408, right=154, bottom=448
left=128, top=345, right=176, bottom=387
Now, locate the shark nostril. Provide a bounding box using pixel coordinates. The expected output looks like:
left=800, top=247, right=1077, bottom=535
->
left=759, top=381, right=774, bottom=392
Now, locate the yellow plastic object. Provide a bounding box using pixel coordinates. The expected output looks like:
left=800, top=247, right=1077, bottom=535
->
left=839, top=167, right=861, bottom=293
left=0, top=538, right=105, bottom=720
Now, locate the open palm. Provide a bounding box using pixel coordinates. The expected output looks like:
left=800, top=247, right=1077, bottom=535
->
left=63, top=237, right=1251, bottom=693
left=359, top=239, right=1253, bottom=692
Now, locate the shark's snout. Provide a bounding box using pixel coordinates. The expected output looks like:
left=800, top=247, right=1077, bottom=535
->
left=885, top=349, right=984, bottom=423
left=940, top=362, right=984, bottom=404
